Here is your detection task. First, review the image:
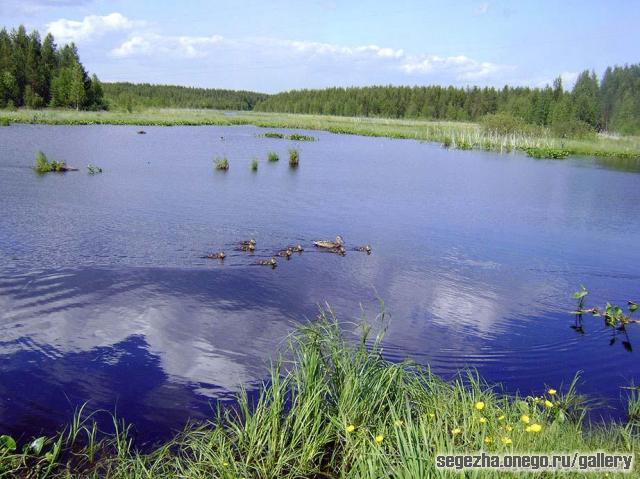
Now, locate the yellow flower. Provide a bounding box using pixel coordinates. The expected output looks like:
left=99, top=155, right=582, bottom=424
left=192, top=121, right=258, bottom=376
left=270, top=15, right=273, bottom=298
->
left=479, top=417, right=487, bottom=424
left=222, top=462, right=229, bottom=467
left=544, top=400, right=553, bottom=408
left=484, top=436, right=493, bottom=444
left=520, top=415, right=530, bottom=424
left=346, top=424, right=356, bottom=433
left=525, top=423, right=542, bottom=433
left=475, top=401, right=486, bottom=411
left=548, top=389, right=557, bottom=396
left=505, top=425, right=513, bottom=432
left=375, top=434, right=384, bottom=444
left=501, top=436, right=513, bottom=445
left=394, top=419, right=404, bottom=427
left=428, top=413, right=436, bottom=419
left=497, top=415, right=506, bottom=421
left=451, top=428, right=462, bottom=435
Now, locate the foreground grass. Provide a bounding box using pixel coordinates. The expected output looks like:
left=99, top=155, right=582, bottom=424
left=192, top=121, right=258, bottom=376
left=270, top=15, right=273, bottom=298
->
left=1, top=309, right=638, bottom=478
left=1, top=108, right=640, bottom=160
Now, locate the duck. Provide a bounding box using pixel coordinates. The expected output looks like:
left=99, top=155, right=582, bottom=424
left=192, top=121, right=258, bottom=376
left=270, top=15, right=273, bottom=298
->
left=137, top=130, right=146, bottom=135
left=240, top=239, right=256, bottom=247
left=206, top=251, right=226, bottom=260
left=257, top=257, right=277, bottom=268
left=239, top=243, right=256, bottom=252
left=313, top=235, right=344, bottom=249
left=277, top=247, right=293, bottom=259
left=291, top=244, right=304, bottom=253
left=355, top=245, right=372, bottom=255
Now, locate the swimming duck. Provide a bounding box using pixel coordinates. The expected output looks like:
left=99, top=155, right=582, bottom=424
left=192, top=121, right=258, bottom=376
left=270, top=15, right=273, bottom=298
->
left=239, top=243, right=256, bottom=252
left=291, top=244, right=304, bottom=253
left=240, top=239, right=256, bottom=247
left=332, top=246, right=346, bottom=256
left=277, top=248, right=293, bottom=259
left=313, top=235, right=344, bottom=249
left=137, top=130, right=146, bottom=135
left=207, top=251, right=226, bottom=260
left=257, top=257, right=277, bottom=268
left=355, top=245, right=372, bottom=255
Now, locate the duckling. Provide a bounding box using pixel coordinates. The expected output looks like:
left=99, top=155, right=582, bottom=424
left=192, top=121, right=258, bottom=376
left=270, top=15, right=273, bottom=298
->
left=276, top=247, right=293, bottom=259
left=239, top=243, right=256, bottom=252
left=206, top=251, right=226, bottom=260
left=257, top=257, right=277, bottom=268
left=292, top=244, right=304, bottom=253
left=331, top=246, right=346, bottom=256
left=313, top=235, right=344, bottom=249
left=355, top=245, right=372, bottom=255
left=240, top=239, right=256, bottom=247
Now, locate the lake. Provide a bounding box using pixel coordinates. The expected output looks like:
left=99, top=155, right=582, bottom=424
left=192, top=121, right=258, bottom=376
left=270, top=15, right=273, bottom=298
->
left=1, top=124, right=639, bottom=445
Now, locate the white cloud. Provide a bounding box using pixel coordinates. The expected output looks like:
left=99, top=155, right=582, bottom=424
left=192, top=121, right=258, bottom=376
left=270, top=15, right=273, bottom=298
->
left=474, top=2, right=490, bottom=16
left=401, top=54, right=507, bottom=80
left=47, top=12, right=139, bottom=44
left=111, top=33, right=224, bottom=59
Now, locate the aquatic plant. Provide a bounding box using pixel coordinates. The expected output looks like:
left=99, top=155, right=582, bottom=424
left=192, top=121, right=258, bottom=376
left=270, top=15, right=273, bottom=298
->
left=34, top=150, right=68, bottom=173
left=87, top=164, right=103, bottom=174
left=442, top=136, right=452, bottom=148
left=288, top=148, right=299, bottom=167
left=456, top=139, right=472, bottom=150
left=0, top=307, right=638, bottom=478
left=214, top=156, right=229, bottom=170
left=267, top=151, right=279, bottom=162
left=288, top=133, right=315, bottom=141
left=525, top=147, right=570, bottom=159
left=250, top=159, right=258, bottom=171
left=262, top=132, right=284, bottom=138
left=0, top=117, right=9, bottom=126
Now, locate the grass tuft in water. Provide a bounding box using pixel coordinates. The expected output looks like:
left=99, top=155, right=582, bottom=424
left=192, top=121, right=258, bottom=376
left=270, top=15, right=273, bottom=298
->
left=263, top=132, right=284, bottom=139
left=87, top=164, right=103, bottom=174
left=34, top=150, right=67, bottom=173
left=525, top=147, right=570, bottom=159
left=288, top=133, right=315, bottom=141
left=288, top=148, right=299, bottom=167
left=250, top=159, right=258, bottom=171
left=214, top=156, right=229, bottom=170
left=267, top=151, right=279, bottom=162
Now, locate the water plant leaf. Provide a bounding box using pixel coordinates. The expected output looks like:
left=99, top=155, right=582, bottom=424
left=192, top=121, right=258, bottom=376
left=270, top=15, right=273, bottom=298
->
left=629, top=301, right=638, bottom=313
left=0, top=434, right=16, bottom=451
left=573, top=288, right=589, bottom=300
left=29, top=437, right=45, bottom=454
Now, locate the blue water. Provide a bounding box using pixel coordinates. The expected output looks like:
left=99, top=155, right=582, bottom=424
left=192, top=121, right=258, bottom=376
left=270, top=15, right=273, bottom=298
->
left=1, top=124, right=639, bottom=445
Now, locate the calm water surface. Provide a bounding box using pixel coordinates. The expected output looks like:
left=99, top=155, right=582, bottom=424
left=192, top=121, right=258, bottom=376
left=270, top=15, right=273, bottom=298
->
left=1, top=124, right=639, bottom=444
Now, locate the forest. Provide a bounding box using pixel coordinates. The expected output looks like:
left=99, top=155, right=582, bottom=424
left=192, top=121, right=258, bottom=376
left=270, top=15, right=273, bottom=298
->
left=0, top=26, right=105, bottom=110
left=254, top=66, right=640, bottom=135
left=102, top=82, right=268, bottom=111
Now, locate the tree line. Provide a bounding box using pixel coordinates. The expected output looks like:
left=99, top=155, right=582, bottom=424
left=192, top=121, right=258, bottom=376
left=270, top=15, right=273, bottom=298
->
left=103, top=82, right=268, bottom=111
left=0, top=25, right=105, bottom=110
left=254, top=66, right=640, bottom=135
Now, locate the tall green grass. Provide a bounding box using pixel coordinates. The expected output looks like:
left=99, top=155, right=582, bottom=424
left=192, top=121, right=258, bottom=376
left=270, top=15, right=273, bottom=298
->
left=267, top=151, right=279, bottom=162
left=1, top=308, right=637, bottom=478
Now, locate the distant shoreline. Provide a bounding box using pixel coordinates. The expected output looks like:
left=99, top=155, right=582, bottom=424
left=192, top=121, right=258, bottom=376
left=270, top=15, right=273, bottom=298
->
left=1, top=108, right=639, bottom=160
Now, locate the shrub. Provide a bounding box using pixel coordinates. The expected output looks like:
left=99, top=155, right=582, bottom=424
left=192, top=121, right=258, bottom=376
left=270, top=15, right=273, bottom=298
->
left=267, top=151, right=279, bottom=162
left=551, top=119, right=596, bottom=139
left=214, top=156, right=229, bottom=170
left=480, top=113, right=528, bottom=134
left=288, top=148, right=299, bottom=167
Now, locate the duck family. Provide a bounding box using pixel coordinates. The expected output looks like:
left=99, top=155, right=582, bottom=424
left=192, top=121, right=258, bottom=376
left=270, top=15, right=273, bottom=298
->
left=204, top=235, right=370, bottom=268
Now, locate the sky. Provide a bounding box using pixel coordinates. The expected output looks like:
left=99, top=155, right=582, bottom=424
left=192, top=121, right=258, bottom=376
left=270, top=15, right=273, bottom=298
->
left=1, top=0, right=638, bottom=93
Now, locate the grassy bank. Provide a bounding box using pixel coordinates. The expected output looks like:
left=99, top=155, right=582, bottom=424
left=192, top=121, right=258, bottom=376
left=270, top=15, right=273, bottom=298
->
left=1, top=108, right=640, bottom=160
left=1, top=310, right=637, bottom=478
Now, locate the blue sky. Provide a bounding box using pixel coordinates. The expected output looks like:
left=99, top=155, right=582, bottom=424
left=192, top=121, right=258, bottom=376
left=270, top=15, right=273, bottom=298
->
left=1, top=0, right=638, bottom=93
